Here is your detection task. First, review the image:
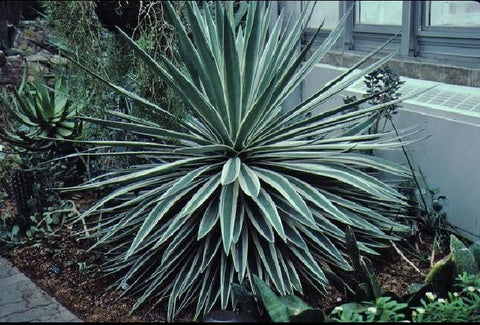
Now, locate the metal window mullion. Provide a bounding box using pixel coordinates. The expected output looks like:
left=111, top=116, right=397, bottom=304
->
left=342, top=0, right=355, bottom=50
left=400, top=0, right=417, bottom=57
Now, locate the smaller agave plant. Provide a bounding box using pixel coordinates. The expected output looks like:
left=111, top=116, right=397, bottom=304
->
left=0, top=69, right=80, bottom=153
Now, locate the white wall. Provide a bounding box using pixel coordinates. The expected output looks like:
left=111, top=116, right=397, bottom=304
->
left=302, top=63, right=480, bottom=240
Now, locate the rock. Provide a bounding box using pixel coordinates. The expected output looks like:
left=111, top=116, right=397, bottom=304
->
left=0, top=55, right=24, bottom=86
left=49, top=55, right=67, bottom=65
left=6, top=54, right=22, bottom=62
left=0, top=50, right=6, bottom=68
left=26, top=61, right=48, bottom=75
left=25, top=53, right=50, bottom=63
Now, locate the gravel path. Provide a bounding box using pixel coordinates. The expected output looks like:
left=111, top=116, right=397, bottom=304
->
left=0, top=257, right=82, bottom=322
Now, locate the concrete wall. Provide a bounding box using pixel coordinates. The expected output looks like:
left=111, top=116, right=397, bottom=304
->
left=302, top=63, right=480, bottom=240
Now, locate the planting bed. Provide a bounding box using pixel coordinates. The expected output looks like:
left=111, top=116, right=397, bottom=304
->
left=0, top=207, right=444, bottom=322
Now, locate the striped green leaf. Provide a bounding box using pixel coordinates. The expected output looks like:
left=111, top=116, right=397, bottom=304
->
left=221, top=157, right=241, bottom=185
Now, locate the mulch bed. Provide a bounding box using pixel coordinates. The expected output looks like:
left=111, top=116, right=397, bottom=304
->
left=0, top=194, right=446, bottom=322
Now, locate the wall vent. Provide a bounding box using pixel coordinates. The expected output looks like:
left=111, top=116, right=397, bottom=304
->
left=346, top=76, right=480, bottom=118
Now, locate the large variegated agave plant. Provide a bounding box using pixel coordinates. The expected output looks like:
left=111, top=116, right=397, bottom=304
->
left=0, top=71, right=79, bottom=152
left=63, top=1, right=421, bottom=321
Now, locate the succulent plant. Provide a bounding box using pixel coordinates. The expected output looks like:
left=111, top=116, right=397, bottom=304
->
left=0, top=69, right=80, bottom=152
left=61, top=1, right=420, bottom=320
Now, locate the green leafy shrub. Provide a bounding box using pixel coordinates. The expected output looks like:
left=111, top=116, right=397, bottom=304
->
left=426, top=234, right=480, bottom=295
left=329, top=297, right=408, bottom=322
left=0, top=66, right=84, bottom=242
left=63, top=1, right=419, bottom=320
left=0, top=150, right=80, bottom=243
left=252, top=274, right=314, bottom=322
left=41, top=0, right=188, bottom=131
left=413, top=272, right=480, bottom=322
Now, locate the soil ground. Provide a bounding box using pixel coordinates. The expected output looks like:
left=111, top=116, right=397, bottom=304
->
left=0, top=208, right=446, bottom=322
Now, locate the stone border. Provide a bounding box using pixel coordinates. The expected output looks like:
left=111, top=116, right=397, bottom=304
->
left=0, top=257, right=82, bottom=322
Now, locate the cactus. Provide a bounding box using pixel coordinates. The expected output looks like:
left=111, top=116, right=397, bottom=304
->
left=7, top=168, right=35, bottom=219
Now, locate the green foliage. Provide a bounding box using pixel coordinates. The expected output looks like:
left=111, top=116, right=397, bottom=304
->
left=41, top=0, right=188, bottom=133
left=62, top=1, right=418, bottom=320
left=413, top=272, right=480, bottom=322
left=0, top=70, right=80, bottom=153
left=24, top=199, right=79, bottom=240
left=328, top=297, right=408, bottom=322
left=425, top=234, right=480, bottom=296
left=252, top=275, right=312, bottom=322
left=450, top=235, right=479, bottom=275
left=469, top=241, right=480, bottom=266
left=345, top=226, right=383, bottom=301
left=0, top=153, right=80, bottom=243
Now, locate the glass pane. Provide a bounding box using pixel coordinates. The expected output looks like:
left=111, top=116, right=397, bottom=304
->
left=355, top=1, right=403, bottom=25
left=306, top=1, right=339, bottom=29
left=427, top=1, right=480, bottom=27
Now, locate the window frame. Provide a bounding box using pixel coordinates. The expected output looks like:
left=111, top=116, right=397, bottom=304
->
left=302, top=0, right=480, bottom=66
left=420, top=0, right=480, bottom=37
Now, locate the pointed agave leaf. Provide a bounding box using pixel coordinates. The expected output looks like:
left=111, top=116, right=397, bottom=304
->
left=161, top=219, right=197, bottom=264
left=195, top=264, right=217, bottom=319
left=252, top=233, right=286, bottom=294
left=167, top=252, right=202, bottom=320
left=79, top=116, right=210, bottom=145
left=273, top=194, right=317, bottom=229
left=287, top=176, right=354, bottom=225
left=232, top=202, right=244, bottom=244
left=297, top=224, right=352, bottom=270
left=251, top=188, right=286, bottom=240
left=174, top=144, right=235, bottom=155
left=125, top=182, right=197, bottom=260
left=221, top=157, right=241, bottom=185
left=223, top=7, right=242, bottom=136
left=179, top=2, right=229, bottom=124
left=155, top=174, right=221, bottom=247
left=289, top=246, right=328, bottom=287
left=253, top=167, right=312, bottom=222
left=198, top=198, right=220, bottom=240
left=219, top=180, right=239, bottom=253
left=245, top=203, right=274, bottom=242
left=283, top=221, right=310, bottom=252
left=271, top=162, right=404, bottom=204
left=63, top=157, right=211, bottom=191
left=200, top=234, right=221, bottom=272
left=220, top=253, right=235, bottom=309
left=238, top=163, right=261, bottom=198
left=115, top=28, right=232, bottom=145
left=241, top=1, right=261, bottom=114
left=231, top=228, right=249, bottom=282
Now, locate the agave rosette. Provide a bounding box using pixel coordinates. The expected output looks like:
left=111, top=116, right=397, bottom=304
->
left=0, top=72, right=79, bottom=152
left=63, top=1, right=420, bottom=320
